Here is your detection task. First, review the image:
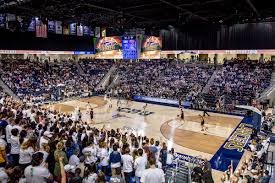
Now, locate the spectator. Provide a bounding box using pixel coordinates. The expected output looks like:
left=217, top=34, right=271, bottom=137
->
left=121, top=147, right=134, bottom=183
left=140, top=157, right=165, bottom=183
left=134, top=148, right=147, bottom=183
left=24, top=152, right=53, bottom=183
left=110, top=167, right=125, bottom=183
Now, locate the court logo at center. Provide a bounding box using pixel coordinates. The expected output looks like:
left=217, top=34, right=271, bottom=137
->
left=118, top=107, right=154, bottom=116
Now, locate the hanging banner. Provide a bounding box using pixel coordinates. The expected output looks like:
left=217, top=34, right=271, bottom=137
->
left=48, top=20, right=55, bottom=33
left=28, top=17, right=36, bottom=32
left=63, top=26, right=69, bottom=35
left=90, top=29, right=95, bottom=37
left=77, top=25, right=83, bottom=36
left=101, top=27, right=106, bottom=37
left=83, top=26, right=90, bottom=36
left=70, top=23, right=76, bottom=35
left=95, top=27, right=100, bottom=38
left=35, top=18, right=47, bottom=38
left=55, top=21, right=62, bottom=34
left=0, top=14, right=6, bottom=28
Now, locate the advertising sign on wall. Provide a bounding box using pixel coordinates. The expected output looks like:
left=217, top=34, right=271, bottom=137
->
left=140, top=36, right=162, bottom=59
left=95, top=36, right=122, bottom=59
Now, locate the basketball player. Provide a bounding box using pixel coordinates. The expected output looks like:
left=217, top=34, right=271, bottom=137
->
left=78, top=109, right=82, bottom=121
left=180, top=108, right=184, bottom=121
left=143, top=103, right=148, bottom=114
left=90, top=108, right=94, bottom=122
left=108, top=97, right=112, bottom=108
left=199, top=115, right=205, bottom=131
left=199, top=115, right=208, bottom=133
left=126, top=93, right=131, bottom=106
left=203, top=109, right=210, bottom=117
left=117, top=98, right=122, bottom=109
left=86, top=102, right=92, bottom=111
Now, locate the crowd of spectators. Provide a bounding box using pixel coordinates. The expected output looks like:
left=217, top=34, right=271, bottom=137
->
left=0, top=94, right=189, bottom=183
left=0, top=59, right=112, bottom=103
left=115, top=60, right=214, bottom=101
left=79, top=59, right=113, bottom=91
left=203, top=60, right=273, bottom=112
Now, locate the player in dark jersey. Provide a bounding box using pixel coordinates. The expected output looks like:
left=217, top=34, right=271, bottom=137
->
left=180, top=108, right=184, bottom=121
left=199, top=115, right=207, bottom=132
left=90, top=108, right=94, bottom=121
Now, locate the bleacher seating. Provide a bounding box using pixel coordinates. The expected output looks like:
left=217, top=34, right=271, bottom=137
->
left=116, top=60, right=214, bottom=100
left=202, top=60, right=273, bottom=111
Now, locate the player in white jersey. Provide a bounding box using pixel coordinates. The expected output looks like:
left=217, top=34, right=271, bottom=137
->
left=142, top=103, right=148, bottom=115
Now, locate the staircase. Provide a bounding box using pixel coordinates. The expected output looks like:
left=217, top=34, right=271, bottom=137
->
left=266, top=143, right=275, bottom=182
left=95, top=65, right=117, bottom=90
left=165, top=160, right=191, bottom=183
left=75, top=61, right=85, bottom=75
left=258, top=71, right=275, bottom=106
left=106, top=74, right=120, bottom=92
left=202, top=70, right=218, bottom=94
left=0, top=78, right=20, bottom=101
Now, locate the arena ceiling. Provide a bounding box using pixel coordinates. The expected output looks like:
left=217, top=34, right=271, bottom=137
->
left=0, top=0, right=274, bottom=29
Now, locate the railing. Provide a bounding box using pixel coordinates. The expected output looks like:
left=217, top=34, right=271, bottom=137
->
left=106, top=74, right=120, bottom=92
left=95, top=65, right=117, bottom=90
left=0, top=77, right=20, bottom=101
left=266, top=145, right=275, bottom=177
left=165, top=160, right=192, bottom=183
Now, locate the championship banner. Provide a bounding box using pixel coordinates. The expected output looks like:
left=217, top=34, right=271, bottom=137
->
left=5, top=14, right=16, bottom=30
left=0, top=14, right=5, bottom=28
left=95, top=27, right=100, bottom=38
left=101, top=28, right=106, bottom=37
left=63, top=26, right=69, bottom=35
left=69, top=23, right=76, bottom=35
left=140, top=36, right=162, bottom=59
left=83, top=26, right=90, bottom=36
left=95, top=36, right=122, bottom=59
left=28, top=18, right=36, bottom=32
left=77, top=25, right=83, bottom=36
left=90, top=29, right=95, bottom=37
left=48, top=20, right=55, bottom=33
left=55, top=21, right=62, bottom=34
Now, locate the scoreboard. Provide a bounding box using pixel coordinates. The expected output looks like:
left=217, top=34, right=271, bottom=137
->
left=122, top=35, right=138, bottom=59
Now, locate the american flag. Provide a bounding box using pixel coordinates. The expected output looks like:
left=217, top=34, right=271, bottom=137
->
left=36, top=23, right=47, bottom=38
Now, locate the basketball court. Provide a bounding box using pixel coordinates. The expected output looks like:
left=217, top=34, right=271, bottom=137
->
left=46, top=96, right=243, bottom=181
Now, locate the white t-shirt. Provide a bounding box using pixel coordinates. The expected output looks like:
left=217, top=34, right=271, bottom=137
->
left=134, top=156, right=147, bottom=177
left=140, top=168, right=165, bottom=183
left=99, top=148, right=109, bottom=166
left=13, top=125, right=22, bottom=133
left=5, top=124, right=13, bottom=143
left=39, top=137, right=48, bottom=149
left=83, top=173, right=97, bottom=183
left=10, top=135, right=20, bottom=154
left=121, top=154, right=134, bottom=173
left=24, top=165, right=51, bottom=183
left=166, top=153, right=173, bottom=165
left=0, top=168, right=9, bottom=183
left=69, top=154, right=80, bottom=166
left=19, top=147, right=34, bottom=164
left=37, top=150, right=48, bottom=166
left=82, top=146, right=98, bottom=164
